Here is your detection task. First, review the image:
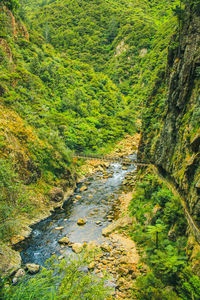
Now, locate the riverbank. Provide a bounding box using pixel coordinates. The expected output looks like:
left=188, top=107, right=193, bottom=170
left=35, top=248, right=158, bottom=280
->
left=76, top=133, right=142, bottom=299
left=0, top=134, right=140, bottom=282
left=92, top=174, right=142, bottom=299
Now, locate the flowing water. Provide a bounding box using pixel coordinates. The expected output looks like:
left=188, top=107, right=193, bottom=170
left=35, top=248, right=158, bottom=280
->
left=19, top=155, right=137, bottom=266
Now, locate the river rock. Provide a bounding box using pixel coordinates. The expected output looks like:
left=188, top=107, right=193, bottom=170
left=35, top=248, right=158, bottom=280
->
left=77, top=218, right=86, bottom=225
left=55, top=226, right=64, bottom=230
left=117, top=266, right=129, bottom=275
left=15, top=268, right=26, bottom=278
left=117, top=277, right=126, bottom=286
left=12, top=277, right=18, bottom=285
left=72, top=243, right=83, bottom=253
left=58, top=237, right=70, bottom=244
left=88, top=261, right=96, bottom=270
left=58, top=255, right=64, bottom=260
left=25, top=263, right=40, bottom=274
left=100, top=242, right=110, bottom=252
left=122, top=167, right=128, bottom=170
left=80, top=185, right=88, bottom=192
left=96, top=221, right=102, bottom=225
left=49, top=187, right=64, bottom=202
left=116, top=256, right=128, bottom=266
left=12, top=268, right=26, bottom=284
left=10, top=235, right=25, bottom=245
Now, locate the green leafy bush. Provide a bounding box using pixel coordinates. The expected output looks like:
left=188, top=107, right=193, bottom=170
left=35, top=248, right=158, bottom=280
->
left=129, top=173, right=194, bottom=298
left=2, top=255, right=111, bottom=300
left=0, top=158, right=33, bottom=240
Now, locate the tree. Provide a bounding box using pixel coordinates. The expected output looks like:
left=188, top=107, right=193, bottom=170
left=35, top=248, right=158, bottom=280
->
left=147, top=223, right=166, bottom=249
left=2, top=0, right=20, bottom=11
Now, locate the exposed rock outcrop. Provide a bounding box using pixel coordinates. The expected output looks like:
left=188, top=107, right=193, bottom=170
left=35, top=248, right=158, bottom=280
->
left=49, top=187, right=64, bottom=202
left=139, top=3, right=200, bottom=230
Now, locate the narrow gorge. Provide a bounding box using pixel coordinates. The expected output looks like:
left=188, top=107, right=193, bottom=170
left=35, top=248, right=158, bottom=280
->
left=0, top=0, right=200, bottom=299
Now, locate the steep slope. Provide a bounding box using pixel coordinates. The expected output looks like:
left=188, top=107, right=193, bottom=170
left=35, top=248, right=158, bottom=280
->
left=25, top=0, right=178, bottom=102
left=0, top=0, right=180, bottom=277
left=139, top=2, right=200, bottom=238
left=0, top=0, right=136, bottom=260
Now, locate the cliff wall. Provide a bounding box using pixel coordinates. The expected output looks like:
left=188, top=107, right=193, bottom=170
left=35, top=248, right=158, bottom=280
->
left=139, top=2, right=200, bottom=228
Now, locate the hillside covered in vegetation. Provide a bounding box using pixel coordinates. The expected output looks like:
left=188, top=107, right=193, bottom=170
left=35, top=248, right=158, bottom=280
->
left=1, top=0, right=200, bottom=299
left=0, top=0, right=178, bottom=242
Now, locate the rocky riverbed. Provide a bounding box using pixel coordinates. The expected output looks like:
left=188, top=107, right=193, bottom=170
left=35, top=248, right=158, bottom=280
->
left=4, top=134, right=143, bottom=299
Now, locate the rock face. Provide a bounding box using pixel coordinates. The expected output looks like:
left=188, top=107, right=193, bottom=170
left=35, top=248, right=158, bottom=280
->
left=139, top=3, right=200, bottom=223
left=49, top=187, right=64, bottom=202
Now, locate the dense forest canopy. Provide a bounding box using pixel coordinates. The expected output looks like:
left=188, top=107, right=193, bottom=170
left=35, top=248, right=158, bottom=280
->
left=0, top=0, right=179, bottom=240
left=3, top=1, right=200, bottom=299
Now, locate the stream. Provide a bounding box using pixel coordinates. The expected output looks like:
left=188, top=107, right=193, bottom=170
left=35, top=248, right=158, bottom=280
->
left=19, top=154, right=137, bottom=266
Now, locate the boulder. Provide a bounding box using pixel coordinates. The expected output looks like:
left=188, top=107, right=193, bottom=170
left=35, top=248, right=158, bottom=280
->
left=10, top=235, right=25, bottom=245
left=72, top=243, right=83, bottom=253
left=25, top=263, right=40, bottom=274
left=80, top=185, right=88, bottom=192
left=12, top=268, right=26, bottom=283
left=58, top=237, right=70, bottom=244
left=77, top=219, right=86, bottom=226
left=49, top=187, right=64, bottom=202
left=96, top=221, right=102, bottom=225
left=15, top=268, right=26, bottom=278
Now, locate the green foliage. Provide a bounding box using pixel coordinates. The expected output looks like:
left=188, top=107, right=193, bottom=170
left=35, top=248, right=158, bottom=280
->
left=0, top=158, right=33, bottom=240
left=135, top=271, right=180, bottom=299
left=2, top=255, right=111, bottom=299
left=0, top=0, right=181, bottom=258
left=129, top=173, right=196, bottom=299
left=177, top=267, right=200, bottom=300
left=2, top=0, right=20, bottom=11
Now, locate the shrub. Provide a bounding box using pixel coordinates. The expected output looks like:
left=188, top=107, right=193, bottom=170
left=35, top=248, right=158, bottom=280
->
left=3, top=255, right=112, bottom=300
